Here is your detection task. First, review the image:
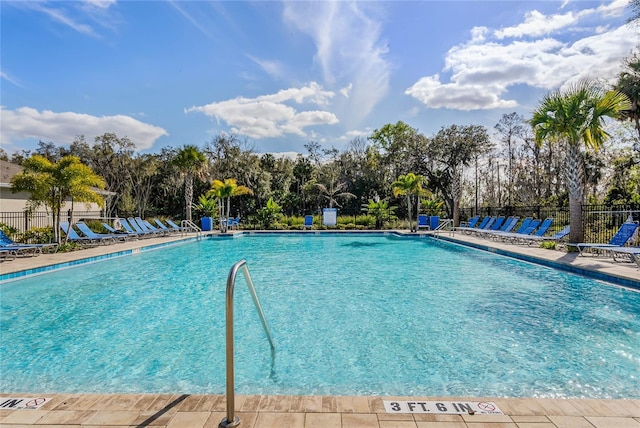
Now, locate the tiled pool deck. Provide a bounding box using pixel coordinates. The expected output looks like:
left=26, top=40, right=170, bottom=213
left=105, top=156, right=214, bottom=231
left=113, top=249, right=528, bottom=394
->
left=1, top=230, right=639, bottom=428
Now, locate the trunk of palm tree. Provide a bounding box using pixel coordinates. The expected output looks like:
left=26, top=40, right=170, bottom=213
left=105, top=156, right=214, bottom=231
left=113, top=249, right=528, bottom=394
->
left=406, top=195, right=413, bottom=232
left=218, top=198, right=225, bottom=232
left=566, top=143, right=585, bottom=242
left=185, top=173, right=194, bottom=221
left=415, top=195, right=420, bottom=232
left=226, top=197, right=231, bottom=233
left=452, top=168, right=462, bottom=227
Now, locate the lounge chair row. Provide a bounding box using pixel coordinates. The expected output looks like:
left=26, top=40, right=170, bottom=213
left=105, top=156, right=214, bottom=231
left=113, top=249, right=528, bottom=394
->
left=455, top=215, right=570, bottom=245
left=457, top=215, right=639, bottom=267
left=59, top=217, right=192, bottom=247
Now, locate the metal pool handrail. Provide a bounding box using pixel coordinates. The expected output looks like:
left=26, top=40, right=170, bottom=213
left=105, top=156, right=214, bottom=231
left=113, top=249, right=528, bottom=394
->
left=220, top=260, right=274, bottom=428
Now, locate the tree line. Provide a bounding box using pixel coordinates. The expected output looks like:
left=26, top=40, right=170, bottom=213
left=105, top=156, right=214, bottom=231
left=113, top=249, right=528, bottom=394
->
left=3, top=48, right=639, bottom=243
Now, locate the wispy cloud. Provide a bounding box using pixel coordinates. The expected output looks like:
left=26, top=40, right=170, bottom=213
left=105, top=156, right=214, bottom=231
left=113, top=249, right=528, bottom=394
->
left=167, top=0, right=212, bottom=39
left=406, top=2, right=637, bottom=111
left=247, top=55, right=286, bottom=80
left=282, top=1, right=390, bottom=127
left=0, top=107, right=168, bottom=150
left=11, top=0, right=119, bottom=38
left=185, top=82, right=339, bottom=139
left=1, top=71, right=24, bottom=88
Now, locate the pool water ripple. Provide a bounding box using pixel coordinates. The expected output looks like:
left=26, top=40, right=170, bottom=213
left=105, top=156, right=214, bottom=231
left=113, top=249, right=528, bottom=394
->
left=1, top=234, right=638, bottom=398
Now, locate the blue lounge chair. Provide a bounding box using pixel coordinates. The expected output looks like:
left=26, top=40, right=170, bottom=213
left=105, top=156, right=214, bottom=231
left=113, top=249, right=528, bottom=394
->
left=479, top=216, right=519, bottom=238
left=573, top=222, right=639, bottom=256
left=102, top=223, right=137, bottom=239
left=60, top=222, right=101, bottom=246
left=128, top=217, right=161, bottom=236
left=0, top=229, right=56, bottom=256
left=609, top=247, right=640, bottom=268
left=75, top=222, right=120, bottom=244
left=509, top=218, right=553, bottom=244
left=0, top=249, right=17, bottom=261
left=303, top=215, right=314, bottom=229
left=490, top=216, right=505, bottom=231
left=120, top=218, right=153, bottom=238
left=459, top=216, right=480, bottom=228
left=521, top=225, right=571, bottom=244
left=456, top=216, right=491, bottom=234
left=166, top=219, right=189, bottom=232
left=417, top=214, right=429, bottom=230
left=154, top=219, right=180, bottom=234
left=136, top=217, right=167, bottom=235
left=225, top=217, right=241, bottom=230
left=494, top=218, right=541, bottom=243
left=499, top=216, right=520, bottom=233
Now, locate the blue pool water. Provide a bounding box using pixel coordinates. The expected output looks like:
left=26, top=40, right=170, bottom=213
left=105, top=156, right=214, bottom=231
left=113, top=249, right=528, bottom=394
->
left=1, top=234, right=639, bottom=398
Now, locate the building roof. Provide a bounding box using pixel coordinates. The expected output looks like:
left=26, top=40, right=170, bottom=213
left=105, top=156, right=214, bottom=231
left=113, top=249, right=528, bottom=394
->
left=0, top=159, right=23, bottom=185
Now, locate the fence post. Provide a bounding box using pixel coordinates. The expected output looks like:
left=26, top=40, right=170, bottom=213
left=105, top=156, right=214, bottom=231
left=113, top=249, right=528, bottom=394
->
left=24, top=211, right=29, bottom=232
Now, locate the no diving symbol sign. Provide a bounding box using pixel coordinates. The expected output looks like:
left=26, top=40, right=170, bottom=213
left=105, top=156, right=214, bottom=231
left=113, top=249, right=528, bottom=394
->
left=0, top=397, right=51, bottom=410
left=384, top=400, right=503, bottom=415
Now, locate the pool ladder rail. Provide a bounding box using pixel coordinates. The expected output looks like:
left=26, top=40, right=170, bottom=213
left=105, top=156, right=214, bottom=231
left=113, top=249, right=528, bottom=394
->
left=220, top=260, right=275, bottom=428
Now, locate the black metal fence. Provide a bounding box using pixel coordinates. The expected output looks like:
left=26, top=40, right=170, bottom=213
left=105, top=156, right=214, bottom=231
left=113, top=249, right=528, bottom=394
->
left=460, top=204, right=640, bottom=244
left=1, top=204, right=639, bottom=244
left=0, top=211, right=104, bottom=234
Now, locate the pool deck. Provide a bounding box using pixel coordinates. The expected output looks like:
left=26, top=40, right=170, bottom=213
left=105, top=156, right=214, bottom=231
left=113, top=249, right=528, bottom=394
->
left=1, top=230, right=639, bottom=428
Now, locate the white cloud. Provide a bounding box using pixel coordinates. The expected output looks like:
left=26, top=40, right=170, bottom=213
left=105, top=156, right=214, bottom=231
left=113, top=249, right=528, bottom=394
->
left=340, top=83, right=353, bottom=98
left=494, top=10, right=579, bottom=39
left=0, top=107, right=168, bottom=150
left=493, top=0, right=630, bottom=40
left=406, top=4, right=638, bottom=112
left=186, top=83, right=339, bottom=139
left=282, top=1, right=390, bottom=126
left=406, top=75, right=518, bottom=111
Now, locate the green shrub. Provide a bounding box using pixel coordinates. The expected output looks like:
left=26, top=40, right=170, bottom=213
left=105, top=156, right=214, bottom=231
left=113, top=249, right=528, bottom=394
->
left=355, top=215, right=375, bottom=228
left=539, top=241, right=556, bottom=250
left=57, top=242, right=82, bottom=252
left=0, top=222, right=18, bottom=238
left=83, top=219, right=105, bottom=233
left=18, top=227, right=54, bottom=244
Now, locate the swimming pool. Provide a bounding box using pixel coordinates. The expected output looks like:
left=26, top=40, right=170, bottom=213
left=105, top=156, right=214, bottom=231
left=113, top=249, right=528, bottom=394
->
left=1, top=234, right=639, bottom=398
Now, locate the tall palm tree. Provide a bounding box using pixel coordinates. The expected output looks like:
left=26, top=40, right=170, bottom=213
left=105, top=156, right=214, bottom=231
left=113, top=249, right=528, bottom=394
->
left=173, top=145, right=207, bottom=222
left=209, top=178, right=253, bottom=232
left=11, top=155, right=106, bottom=243
left=614, top=51, right=640, bottom=140
left=530, top=80, right=631, bottom=243
left=391, top=173, right=427, bottom=232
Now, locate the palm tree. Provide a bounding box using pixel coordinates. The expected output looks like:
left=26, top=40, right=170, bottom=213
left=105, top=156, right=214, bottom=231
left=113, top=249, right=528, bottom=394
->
left=209, top=178, right=253, bottom=232
left=173, top=145, right=207, bottom=222
left=11, top=155, right=106, bottom=243
left=362, top=197, right=396, bottom=229
left=391, top=173, right=427, bottom=232
left=314, top=181, right=356, bottom=208
left=530, top=80, right=631, bottom=243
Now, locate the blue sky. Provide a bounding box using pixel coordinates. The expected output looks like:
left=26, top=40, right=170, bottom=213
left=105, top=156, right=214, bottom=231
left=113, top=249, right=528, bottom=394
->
left=1, top=0, right=637, bottom=157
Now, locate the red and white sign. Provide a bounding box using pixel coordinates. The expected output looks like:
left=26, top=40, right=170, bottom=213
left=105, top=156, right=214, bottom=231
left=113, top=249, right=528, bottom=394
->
left=0, top=397, right=51, bottom=409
